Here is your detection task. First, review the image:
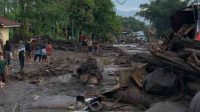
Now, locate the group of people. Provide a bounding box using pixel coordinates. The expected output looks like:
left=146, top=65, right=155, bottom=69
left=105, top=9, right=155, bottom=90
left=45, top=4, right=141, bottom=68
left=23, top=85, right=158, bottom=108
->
left=79, top=35, right=99, bottom=56
left=18, top=40, right=54, bottom=71
left=0, top=40, right=12, bottom=90
left=0, top=39, right=54, bottom=90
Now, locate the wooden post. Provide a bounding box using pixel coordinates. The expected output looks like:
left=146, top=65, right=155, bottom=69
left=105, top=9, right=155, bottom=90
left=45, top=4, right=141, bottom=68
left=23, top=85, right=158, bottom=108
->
left=119, top=68, right=133, bottom=87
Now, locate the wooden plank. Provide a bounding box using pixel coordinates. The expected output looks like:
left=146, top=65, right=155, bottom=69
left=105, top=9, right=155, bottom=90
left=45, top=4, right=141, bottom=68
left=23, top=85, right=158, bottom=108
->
left=130, top=64, right=148, bottom=89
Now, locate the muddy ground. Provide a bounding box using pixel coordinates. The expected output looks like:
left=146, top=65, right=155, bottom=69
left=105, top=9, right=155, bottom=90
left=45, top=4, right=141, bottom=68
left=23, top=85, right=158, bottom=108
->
left=0, top=44, right=146, bottom=112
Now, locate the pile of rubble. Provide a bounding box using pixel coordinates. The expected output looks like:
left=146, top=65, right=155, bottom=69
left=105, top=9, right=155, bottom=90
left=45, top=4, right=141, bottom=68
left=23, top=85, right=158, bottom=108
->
left=75, top=5, right=200, bottom=112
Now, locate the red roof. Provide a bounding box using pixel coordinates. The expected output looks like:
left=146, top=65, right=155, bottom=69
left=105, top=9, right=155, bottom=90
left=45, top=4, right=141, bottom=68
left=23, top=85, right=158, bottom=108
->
left=0, top=17, right=20, bottom=28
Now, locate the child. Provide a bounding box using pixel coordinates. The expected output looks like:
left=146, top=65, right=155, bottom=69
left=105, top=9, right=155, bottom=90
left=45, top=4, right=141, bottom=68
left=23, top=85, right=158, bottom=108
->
left=0, top=52, right=8, bottom=90
left=94, top=40, right=99, bottom=55
left=46, top=42, right=53, bottom=65
left=34, top=44, right=42, bottom=63
left=87, top=38, right=93, bottom=56
left=41, top=44, right=47, bottom=63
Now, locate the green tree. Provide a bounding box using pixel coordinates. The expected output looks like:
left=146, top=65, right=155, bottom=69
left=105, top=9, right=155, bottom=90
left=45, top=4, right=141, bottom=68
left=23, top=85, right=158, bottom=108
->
left=5, top=0, right=70, bottom=38
left=92, top=0, right=121, bottom=42
left=67, top=0, right=121, bottom=42
left=119, top=16, right=145, bottom=32
left=0, top=0, right=121, bottom=42
left=68, top=0, right=94, bottom=37
left=137, top=0, right=189, bottom=38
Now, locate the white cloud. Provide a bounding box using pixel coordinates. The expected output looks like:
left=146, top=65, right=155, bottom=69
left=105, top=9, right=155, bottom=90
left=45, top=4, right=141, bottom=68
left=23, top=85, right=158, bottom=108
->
left=116, top=6, right=139, bottom=12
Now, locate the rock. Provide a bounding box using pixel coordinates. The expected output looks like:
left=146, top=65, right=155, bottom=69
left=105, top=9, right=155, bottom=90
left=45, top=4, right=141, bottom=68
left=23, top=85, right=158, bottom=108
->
left=77, top=57, right=103, bottom=75
left=186, top=82, right=200, bottom=96
left=77, top=57, right=103, bottom=84
left=189, top=92, right=200, bottom=112
left=79, top=74, right=99, bottom=85
left=145, top=101, right=188, bottom=112
left=143, top=67, right=180, bottom=96
left=31, top=95, right=76, bottom=109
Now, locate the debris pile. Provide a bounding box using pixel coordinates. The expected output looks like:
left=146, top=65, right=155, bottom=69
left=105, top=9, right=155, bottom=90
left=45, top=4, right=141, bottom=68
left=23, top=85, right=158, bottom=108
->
left=31, top=35, right=77, bottom=51
left=131, top=4, right=200, bottom=96
left=9, top=57, right=75, bottom=84
left=131, top=39, right=200, bottom=96
left=84, top=5, right=200, bottom=111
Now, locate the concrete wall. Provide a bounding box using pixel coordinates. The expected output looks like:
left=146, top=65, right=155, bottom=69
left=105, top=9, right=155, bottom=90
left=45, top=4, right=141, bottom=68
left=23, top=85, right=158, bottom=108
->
left=0, top=28, right=9, bottom=45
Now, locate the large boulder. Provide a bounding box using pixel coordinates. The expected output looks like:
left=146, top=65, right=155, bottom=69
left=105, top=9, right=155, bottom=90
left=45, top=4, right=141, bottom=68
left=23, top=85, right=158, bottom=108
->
left=189, top=92, right=200, bottom=112
left=77, top=57, right=103, bottom=84
left=143, top=67, right=180, bottom=96
left=145, top=101, right=188, bottom=112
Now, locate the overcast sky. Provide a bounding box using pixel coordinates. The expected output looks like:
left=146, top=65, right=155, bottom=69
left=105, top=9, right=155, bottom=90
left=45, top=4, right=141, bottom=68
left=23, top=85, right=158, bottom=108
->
left=112, top=0, right=149, bottom=12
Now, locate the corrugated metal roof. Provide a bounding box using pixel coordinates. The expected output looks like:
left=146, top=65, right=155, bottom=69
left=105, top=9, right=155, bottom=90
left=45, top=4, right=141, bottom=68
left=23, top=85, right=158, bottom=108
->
left=0, top=16, right=20, bottom=28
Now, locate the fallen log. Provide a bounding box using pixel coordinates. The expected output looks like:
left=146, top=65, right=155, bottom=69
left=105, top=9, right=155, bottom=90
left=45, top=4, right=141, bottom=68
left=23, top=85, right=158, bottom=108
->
left=169, top=39, right=200, bottom=51
left=132, top=53, right=200, bottom=82
left=154, top=52, right=200, bottom=75
left=184, top=48, right=200, bottom=57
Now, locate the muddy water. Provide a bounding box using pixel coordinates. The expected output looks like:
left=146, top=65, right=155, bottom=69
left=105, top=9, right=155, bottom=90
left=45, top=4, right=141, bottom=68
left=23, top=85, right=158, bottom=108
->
left=0, top=62, right=120, bottom=111
left=0, top=45, right=146, bottom=112
left=113, top=43, right=149, bottom=54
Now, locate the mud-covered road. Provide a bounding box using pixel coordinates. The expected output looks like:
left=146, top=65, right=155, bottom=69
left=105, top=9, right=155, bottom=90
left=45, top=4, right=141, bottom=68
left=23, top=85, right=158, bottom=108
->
left=0, top=44, right=146, bottom=112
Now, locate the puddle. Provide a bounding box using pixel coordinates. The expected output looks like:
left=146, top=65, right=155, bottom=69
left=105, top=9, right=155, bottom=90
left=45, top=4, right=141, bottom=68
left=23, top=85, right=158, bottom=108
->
left=113, top=44, right=137, bottom=48
left=113, top=43, right=149, bottom=54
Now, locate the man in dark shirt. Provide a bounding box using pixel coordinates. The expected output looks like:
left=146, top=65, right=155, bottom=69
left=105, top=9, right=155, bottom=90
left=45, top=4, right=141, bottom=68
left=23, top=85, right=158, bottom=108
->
left=19, top=48, right=25, bottom=72
left=25, top=40, right=32, bottom=64
left=3, top=40, right=11, bottom=65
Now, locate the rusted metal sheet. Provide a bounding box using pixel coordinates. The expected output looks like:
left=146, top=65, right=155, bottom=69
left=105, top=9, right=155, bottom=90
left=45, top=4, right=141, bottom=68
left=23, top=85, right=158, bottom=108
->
left=131, top=64, right=148, bottom=90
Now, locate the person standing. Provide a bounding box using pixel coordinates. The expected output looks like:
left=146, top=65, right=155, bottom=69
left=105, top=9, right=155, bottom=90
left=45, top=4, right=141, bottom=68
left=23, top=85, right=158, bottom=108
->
left=93, top=40, right=99, bottom=55
left=0, top=52, right=8, bottom=84
left=87, top=38, right=93, bottom=56
left=0, top=39, right=3, bottom=54
left=46, top=42, right=53, bottom=65
left=3, top=40, right=11, bottom=66
left=18, top=45, right=25, bottom=72
left=41, top=43, right=47, bottom=63
left=34, top=44, right=42, bottom=63
left=25, top=40, right=32, bottom=64
left=79, top=35, right=86, bottom=51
